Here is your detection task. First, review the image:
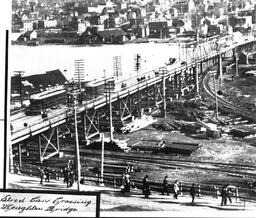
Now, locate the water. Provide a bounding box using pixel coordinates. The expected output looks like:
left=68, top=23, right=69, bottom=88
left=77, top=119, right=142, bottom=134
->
left=9, top=43, right=179, bottom=80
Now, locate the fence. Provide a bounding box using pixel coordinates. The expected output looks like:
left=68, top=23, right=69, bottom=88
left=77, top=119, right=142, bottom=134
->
left=13, top=162, right=256, bottom=209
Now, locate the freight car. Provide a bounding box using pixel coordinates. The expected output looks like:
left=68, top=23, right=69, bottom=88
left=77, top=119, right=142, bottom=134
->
left=25, top=87, right=67, bottom=115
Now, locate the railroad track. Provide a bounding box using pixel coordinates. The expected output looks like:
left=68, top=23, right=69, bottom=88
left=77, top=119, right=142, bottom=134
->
left=202, top=71, right=256, bottom=121
left=105, top=153, right=256, bottom=178
left=21, top=147, right=256, bottom=199
left=61, top=148, right=256, bottom=179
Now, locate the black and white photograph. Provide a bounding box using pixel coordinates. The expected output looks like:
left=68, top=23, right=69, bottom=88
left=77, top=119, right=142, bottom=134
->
left=1, top=0, right=256, bottom=217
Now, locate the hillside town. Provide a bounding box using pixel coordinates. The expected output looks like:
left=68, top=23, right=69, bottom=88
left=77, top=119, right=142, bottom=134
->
left=5, top=1, right=256, bottom=216
left=11, top=0, right=256, bottom=45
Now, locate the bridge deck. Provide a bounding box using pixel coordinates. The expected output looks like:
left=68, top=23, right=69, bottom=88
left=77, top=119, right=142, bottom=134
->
left=10, top=35, right=256, bottom=145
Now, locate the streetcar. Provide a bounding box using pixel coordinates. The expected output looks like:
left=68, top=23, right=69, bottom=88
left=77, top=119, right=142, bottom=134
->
left=25, top=87, right=67, bottom=115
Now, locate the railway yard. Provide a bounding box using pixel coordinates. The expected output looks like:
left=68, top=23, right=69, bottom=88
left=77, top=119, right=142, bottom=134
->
left=12, top=66, right=256, bottom=211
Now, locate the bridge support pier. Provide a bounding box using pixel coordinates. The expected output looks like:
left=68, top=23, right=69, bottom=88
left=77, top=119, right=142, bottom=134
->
left=178, top=74, right=182, bottom=93
left=9, top=144, right=14, bottom=173
left=162, top=72, right=166, bottom=118
left=137, top=88, right=142, bottom=117
left=18, top=143, right=22, bottom=169
left=145, top=84, right=150, bottom=108
left=153, top=84, right=157, bottom=106
left=38, top=134, right=42, bottom=163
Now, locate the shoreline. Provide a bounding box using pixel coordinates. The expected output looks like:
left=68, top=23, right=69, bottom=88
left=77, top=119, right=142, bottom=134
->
left=11, top=37, right=174, bottom=47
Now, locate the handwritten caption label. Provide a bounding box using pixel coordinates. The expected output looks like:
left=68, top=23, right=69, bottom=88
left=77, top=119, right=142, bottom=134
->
left=0, top=192, right=98, bottom=217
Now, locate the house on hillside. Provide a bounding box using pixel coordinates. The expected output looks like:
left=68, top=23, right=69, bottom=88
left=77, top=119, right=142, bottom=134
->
left=97, top=28, right=127, bottom=44
left=44, top=16, right=58, bottom=28
left=77, top=20, right=89, bottom=34
left=173, top=0, right=189, bottom=15
left=23, top=20, right=34, bottom=32
left=21, top=13, right=30, bottom=23
left=148, top=21, right=169, bottom=38
left=229, top=15, right=251, bottom=33
left=90, top=14, right=101, bottom=26
left=17, top=30, right=37, bottom=41
left=78, top=27, right=99, bottom=44
left=12, top=24, right=23, bottom=33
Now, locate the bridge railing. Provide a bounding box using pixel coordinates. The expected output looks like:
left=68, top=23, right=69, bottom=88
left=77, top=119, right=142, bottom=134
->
left=12, top=162, right=256, bottom=208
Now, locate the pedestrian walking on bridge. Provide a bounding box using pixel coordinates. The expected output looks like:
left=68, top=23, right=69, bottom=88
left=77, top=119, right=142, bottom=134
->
left=44, top=167, right=50, bottom=182
left=221, top=185, right=228, bottom=206
left=142, top=175, right=150, bottom=198
left=162, top=175, right=169, bottom=195
left=190, top=183, right=196, bottom=204
left=173, top=180, right=180, bottom=199
left=38, top=167, right=44, bottom=185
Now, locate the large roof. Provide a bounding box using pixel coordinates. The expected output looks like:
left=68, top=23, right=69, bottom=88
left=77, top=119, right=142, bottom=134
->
left=97, top=28, right=127, bottom=38
left=11, top=69, right=67, bottom=94
left=30, top=87, right=66, bottom=100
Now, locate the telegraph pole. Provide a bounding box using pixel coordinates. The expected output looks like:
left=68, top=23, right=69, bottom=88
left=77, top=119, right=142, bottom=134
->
left=74, top=59, right=85, bottom=92
left=73, top=96, right=81, bottom=191
left=113, top=56, right=122, bottom=79
left=100, top=133, right=104, bottom=186
left=162, top=69, right=166, bottom=118
left=63, top=69, right=67, bottom=80
left=105, top=79, right=115, bottom=142
left=212, top=71, right=218, bottom=120
left=109, top=89, right=113, bottom=141
left=134, top=54, right=141, bottom=74
left=217, top=41, right=223, bottom=86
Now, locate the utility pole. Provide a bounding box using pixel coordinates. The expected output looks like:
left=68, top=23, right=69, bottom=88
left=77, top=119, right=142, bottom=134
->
left=212, top=71, right=218, bottom=120
left=73, top=96, right=81, bottom=191
left=63, top=69, right=67, bottom=80
left=219, top=54, right=223, bottom=86
left=134, top=54, right=141, bottom=74
left=74, top=59, right=85, bottom=92
left=109, top=90, right=113, bottom=141
left=14, top=71, right=25, bottom=108
left=162, top=69, right=166, bottom=118
left=178, top=40, right=181, bottom=61
left=113, top=56, right=122, bottom=79
left=105, top=79, right=115, bottom=142
left=100, top=133, right=104, bottom=186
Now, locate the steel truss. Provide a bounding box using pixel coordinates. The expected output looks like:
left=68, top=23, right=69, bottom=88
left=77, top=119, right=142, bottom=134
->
left=82, top=109, right=100, bottom=141
left=38, top=126, right=59, bottom=163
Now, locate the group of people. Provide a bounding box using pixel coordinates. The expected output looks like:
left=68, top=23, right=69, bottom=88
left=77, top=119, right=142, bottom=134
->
left=162, top=177, right=196, bottom=203
left=220, top=184, right=233, bottom=206
left=38, top=160, right=76, bottom=188
left=38, top=164, right=234, bottom=206
left=121, top=171, right=132, bottom=193
left=111, top=175, right=205, bottom=205
left=38, top=166, right=50, bottom=185
left=141, top=175, right=187, bottom=200
left=63, top=167, right=75, bottom=188
left=142, top=175, right=234, bottom=206
left=130, top=175, right=197, bottom=201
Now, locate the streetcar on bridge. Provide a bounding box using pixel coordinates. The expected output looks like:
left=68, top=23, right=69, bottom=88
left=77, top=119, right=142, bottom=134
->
left=25, top=87, right=68, bottom=115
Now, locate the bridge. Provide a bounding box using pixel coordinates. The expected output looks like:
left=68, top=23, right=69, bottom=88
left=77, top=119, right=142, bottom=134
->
left=10, top=32, right=256, bottom=163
